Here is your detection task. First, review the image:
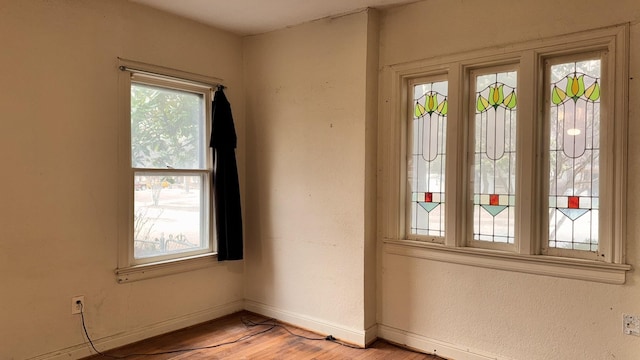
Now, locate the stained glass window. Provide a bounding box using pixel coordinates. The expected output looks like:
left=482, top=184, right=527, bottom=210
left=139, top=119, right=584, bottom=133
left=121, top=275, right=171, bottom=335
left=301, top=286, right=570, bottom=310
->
left=473, top=71, right=517, bottom=244
left=409, top=80, right=448, bottom=237
left=548, top=60, right=601, bottom=251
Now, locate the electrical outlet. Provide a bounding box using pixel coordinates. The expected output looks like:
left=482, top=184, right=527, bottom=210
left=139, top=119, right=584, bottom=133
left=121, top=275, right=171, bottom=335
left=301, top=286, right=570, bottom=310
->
left=71, top=295, right=85, bottom=315
left=623, top=314, right=640, bottom=336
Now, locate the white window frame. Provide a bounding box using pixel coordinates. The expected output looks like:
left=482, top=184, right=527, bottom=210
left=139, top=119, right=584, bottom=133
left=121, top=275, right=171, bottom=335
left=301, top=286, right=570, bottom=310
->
left=540, top=51, right=610, bottom=262
left=405, top=75, right=449, bottom=244
left=116, top=58, right=224, bottom=283
left=380, top=25, right=630, bottom=284
left=466, top=63, right=520, bottom=253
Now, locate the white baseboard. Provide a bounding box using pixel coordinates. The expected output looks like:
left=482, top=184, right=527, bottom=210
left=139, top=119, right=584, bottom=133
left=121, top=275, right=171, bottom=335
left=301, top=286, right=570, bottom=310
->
left=378, top=324, right=510, bottom=360
left=29, top=300, right=244, bottom=360
left=364, top=322, right=378, bottom=346
left=244, top=300, right=372, bottom=347
left=31, top=300, right=504, bottom=360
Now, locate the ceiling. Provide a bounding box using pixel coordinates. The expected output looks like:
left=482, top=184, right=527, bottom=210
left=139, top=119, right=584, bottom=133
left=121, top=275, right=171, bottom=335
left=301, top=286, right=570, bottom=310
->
left=129, top=0, right=417, bottom=35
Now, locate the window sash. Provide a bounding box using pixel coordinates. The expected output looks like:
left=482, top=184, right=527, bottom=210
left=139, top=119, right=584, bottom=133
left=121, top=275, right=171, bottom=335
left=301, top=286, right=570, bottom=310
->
left=131, top=169, right=212, bottom=265
left=542, top=51, right=609, bottom=261
left=406, top=76, right=449, bottom=243
left=467, top=65, right=519, bottom=252
left=131, top=86, right=207, bottom=172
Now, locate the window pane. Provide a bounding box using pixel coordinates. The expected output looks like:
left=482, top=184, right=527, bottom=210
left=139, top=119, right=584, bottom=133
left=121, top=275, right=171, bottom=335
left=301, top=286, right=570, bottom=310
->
left=473, top=71, right=517, bottom=244
left=131, top=83, right=205, bottom=169
left=409, top=80, right=448, bottom=237
left=134, top=174, right=209, bottom=259
left=548, top=60, right=600, bottom=251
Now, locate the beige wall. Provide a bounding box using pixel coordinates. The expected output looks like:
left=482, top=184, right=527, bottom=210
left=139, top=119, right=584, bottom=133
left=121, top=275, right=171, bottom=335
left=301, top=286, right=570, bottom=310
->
left=0, top=1, right=245, bottom=359
left=4, top=0, right=640, bottom=359
left=378, top=1, right=640, bottom=359
left=242, top=10, right=378, bottom=343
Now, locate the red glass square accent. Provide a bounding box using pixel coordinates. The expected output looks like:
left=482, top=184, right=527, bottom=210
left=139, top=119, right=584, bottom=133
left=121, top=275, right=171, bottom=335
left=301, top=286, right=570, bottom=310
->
left=424, top=192, right=433, bottom=202
left=568, top=196, right=579, bottom=209
left=490, top=194, right=499, bottom=206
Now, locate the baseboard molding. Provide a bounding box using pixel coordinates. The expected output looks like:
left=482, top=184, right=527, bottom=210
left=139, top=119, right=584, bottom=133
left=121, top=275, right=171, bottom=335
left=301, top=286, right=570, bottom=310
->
left=378, top=324, right=511, bottom=360
left=30, top=300, right=505, bottom=360
left=244, top=300, right=372, bottom=347
left=29, top=300, right=244, bottom=360
left=364, top=322, right=378, bottom=346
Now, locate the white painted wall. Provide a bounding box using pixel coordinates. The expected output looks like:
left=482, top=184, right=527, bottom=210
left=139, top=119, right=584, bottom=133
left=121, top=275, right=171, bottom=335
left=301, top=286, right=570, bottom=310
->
left=0, top=1, right=245, bottom=359
left=378, top=1, right=640, bottom=359
left=242, top=10, right=378, bottom=344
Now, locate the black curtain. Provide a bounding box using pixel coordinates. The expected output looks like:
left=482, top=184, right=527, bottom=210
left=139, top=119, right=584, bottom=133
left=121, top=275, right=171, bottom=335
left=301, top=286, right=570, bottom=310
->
left=210, top=88, right=243, bottom=261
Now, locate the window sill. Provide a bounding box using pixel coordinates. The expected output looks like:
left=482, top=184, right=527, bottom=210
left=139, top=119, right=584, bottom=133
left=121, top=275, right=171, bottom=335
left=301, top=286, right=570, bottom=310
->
left=383, top=239, right=631, bottom=284
left=116, top=253, right=219, bottom=283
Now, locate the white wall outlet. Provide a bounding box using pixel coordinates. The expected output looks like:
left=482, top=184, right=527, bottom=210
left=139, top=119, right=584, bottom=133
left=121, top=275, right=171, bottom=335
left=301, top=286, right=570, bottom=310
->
left=623, top=314, right=640, bottom=336
left=71, top=295, right=85, bottom=315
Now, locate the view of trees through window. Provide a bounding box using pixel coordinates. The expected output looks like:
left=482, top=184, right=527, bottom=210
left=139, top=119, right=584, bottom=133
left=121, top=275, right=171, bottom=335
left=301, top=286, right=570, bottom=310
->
left=130, top=82, right=210, bottom=260
left=548, top=59, right=601, bottom=251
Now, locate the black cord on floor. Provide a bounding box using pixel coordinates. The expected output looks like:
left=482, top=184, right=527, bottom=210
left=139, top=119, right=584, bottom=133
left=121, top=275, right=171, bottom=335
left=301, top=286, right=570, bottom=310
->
left=78, top=305, right=362, bottom=358
left=242, top=317, right=362, bottom=349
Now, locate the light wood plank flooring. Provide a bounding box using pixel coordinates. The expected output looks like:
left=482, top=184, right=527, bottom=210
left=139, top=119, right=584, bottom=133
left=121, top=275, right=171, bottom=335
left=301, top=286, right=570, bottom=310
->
left=82, top=311, right=443, bottom=359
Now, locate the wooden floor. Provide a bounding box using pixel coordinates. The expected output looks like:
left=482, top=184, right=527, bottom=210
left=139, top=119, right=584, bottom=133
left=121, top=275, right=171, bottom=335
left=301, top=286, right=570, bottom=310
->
left=83, top=311, right=443, bottom=359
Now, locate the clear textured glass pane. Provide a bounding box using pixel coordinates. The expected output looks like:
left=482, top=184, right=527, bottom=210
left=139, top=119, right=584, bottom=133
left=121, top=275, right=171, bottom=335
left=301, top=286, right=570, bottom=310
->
left=131, top=83, right=205, bottom=169
left=134, top=174, right=208, bottom=259
left=409, top=80, right=448, bottom=237
left=548, top=59, right=600, bottom=251
left=473, top=71, right=517, bottom=244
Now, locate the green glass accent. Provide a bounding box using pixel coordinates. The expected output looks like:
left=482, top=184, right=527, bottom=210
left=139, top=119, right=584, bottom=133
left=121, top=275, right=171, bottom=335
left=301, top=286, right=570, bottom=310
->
left=481, top=204, right=507, bottom=217
left=477, top=95, right=489, bottom=112
left=552, top=86, right=566, bottom=105
left=488, top=85, right=504, bottom=108
left=437, top=99, right=448, bottom=115
left=419, top=202, right=439, bottom=213
left=503, top=91, right=517, bottom=109
left=585, top=81, right=600, bottom=102
left=415, top=102, right=426, bottom=117
left=566, top=75, right=585, bottom=100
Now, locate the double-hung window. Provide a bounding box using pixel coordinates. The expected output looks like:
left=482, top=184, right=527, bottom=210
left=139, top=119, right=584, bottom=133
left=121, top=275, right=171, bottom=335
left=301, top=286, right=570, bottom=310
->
left=117, top=59, right=222, bottom=282
left=384, top=25, right=630, bottom=283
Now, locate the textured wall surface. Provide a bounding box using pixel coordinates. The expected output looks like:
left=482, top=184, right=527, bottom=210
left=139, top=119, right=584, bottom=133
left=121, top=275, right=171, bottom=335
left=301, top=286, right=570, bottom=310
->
left=3, top=0, right=639, bottom=359
left=0, top=1, right=245, bottom=358
left=243, top=11, right=375, bottom=337
left=378, top=1, right=640, bottom=359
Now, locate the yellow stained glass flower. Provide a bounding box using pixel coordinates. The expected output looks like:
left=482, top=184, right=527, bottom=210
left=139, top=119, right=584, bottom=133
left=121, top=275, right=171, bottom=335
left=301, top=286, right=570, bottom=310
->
left=566, top=75, right=585, bottom=100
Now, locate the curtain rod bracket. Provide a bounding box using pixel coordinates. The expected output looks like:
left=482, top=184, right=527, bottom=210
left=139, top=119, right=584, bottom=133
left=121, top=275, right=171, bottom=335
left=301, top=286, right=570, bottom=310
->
left=118, top=59, right=226, bottom=90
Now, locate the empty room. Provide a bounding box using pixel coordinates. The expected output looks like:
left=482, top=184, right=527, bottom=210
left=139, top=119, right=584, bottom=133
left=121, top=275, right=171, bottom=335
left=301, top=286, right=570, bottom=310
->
left=2, top=0, right=640, bottom=359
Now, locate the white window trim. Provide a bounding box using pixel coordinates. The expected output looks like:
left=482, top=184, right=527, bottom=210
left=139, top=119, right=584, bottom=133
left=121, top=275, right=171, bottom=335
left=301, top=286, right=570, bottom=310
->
left=116, top=253, right=221, bottom=283
left=116, top=58, right=225, bottom=283
left=379, top=25, right=630, bottom=284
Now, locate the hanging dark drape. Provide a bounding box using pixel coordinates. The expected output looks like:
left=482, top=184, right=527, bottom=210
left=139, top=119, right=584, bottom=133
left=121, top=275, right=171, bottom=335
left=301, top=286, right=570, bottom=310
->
left=210, top=88, right=243, bottom=261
